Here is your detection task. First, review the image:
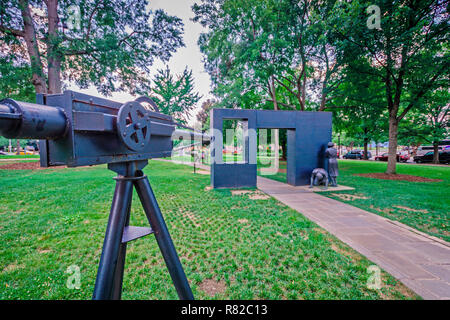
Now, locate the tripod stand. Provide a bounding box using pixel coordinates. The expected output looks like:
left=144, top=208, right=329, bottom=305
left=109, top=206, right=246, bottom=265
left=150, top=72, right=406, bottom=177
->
left=92, top=160, right=194, bottom=300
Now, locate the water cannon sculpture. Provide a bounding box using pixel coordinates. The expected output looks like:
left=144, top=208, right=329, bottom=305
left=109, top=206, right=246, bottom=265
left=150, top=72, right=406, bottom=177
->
left=0, top=91, right=210, bottom=300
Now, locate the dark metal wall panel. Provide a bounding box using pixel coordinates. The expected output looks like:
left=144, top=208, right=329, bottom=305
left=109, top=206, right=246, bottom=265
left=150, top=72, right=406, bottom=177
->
left=212, top=163, right=257, bottom=188
left=256, top=110, right=296, bottom=129
left=291, top=112, right=332, bottom=185
left=286, top=129, right=298, bottom=185
left=210, top=108, right=224, bottom=165
left=212, top=108, right=256, bottom=120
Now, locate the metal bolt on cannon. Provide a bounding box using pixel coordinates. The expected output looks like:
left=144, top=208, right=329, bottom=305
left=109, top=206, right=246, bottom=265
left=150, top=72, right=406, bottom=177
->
left=0, top=90, right=210, bottom=300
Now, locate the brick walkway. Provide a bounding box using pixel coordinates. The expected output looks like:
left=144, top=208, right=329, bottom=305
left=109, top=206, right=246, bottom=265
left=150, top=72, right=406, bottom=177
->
left=257, top=176, right=450, bottom=300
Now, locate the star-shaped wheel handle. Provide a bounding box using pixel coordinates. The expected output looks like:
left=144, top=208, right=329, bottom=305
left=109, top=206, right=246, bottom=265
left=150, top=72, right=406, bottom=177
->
left=117, top=101, right=152, bottom=151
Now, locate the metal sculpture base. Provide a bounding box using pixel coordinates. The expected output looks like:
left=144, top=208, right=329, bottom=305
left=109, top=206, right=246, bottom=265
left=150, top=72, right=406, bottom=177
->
left=92, top=160, right=193, bottom=300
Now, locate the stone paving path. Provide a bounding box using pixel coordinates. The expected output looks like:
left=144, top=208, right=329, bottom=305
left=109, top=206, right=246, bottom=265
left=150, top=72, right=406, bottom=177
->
left=257, top=176, right=450, bottom=300
left=158, top=160, right=450, bottom=299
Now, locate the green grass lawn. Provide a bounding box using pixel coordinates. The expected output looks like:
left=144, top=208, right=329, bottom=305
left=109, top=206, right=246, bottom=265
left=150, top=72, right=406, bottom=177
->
left=0, top=154, right=40, bottom=159
left=261, top=160, right=450, bottom=242
left=0, top=160, right=416, bottom=299
left=325, top=160, right=450, bottom=242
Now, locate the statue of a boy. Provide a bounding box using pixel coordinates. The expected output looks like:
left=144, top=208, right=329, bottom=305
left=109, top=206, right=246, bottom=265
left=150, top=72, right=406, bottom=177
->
left=309, top=168, right=329, bottom=189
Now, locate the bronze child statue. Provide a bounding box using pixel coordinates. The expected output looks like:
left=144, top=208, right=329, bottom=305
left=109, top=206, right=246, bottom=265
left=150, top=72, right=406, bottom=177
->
left=309, top=168, right=329, bottom=189
left=325, top=141, right=339, bottom=187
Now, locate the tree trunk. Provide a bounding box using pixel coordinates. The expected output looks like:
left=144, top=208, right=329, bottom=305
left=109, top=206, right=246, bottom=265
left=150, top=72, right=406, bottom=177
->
left=270, top=76, right=280, bottom=170
left=319, top=76, right=328, bottom=111
left=349, top=141, right=354, bottom=150
left=363, top=127, right=369, bottom=160
left=16, top=139, right=20, bottom=155
left=19, top=0, right=47, bottom=94
left=432, top=142, right=440, bottom=164
left=300, top=63, right=306, bottom=111
left=386, top=115, right=399, bottom=174
left=47, top=0, right=62, bottom=94
left=363, top=139, right=368, bottom=160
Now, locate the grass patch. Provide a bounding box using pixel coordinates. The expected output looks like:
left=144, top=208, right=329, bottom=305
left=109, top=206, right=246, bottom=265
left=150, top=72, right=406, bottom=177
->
left=321, top=161, right=448, bottom=242
left=0, top=154, right=40, bottom=159
left=261, top=160, right=449, bottom=241
left=326, top=161, right=449, bottom=242
left=0, top=160, right=417, bottom=299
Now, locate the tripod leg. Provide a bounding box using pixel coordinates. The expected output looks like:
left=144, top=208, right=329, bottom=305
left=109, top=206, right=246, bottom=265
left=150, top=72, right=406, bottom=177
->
left=134, top=176, right=194, bottom=300
left=93, top=178, right=133, bottom=300
left=110, top=190, right=132, bottom=300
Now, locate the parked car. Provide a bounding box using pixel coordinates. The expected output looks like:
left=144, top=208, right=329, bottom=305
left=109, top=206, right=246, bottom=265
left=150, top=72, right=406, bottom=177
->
left=399, top=153, right=410, bottom=162
left=363, top=151, right=372, bottom=159
left=414, top=151, right=450, bottom=164
left=416, top=145, right=443, bottom=157
left=343, top=150, right=371, bottom=160
left=343, top=150, right=363, bottom=159
left=376, top=152, right=394, bottom=161
left=375, top=153, right=409, bottom=162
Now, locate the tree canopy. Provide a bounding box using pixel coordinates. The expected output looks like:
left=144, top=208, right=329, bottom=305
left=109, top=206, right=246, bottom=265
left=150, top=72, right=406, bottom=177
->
left=150, top=66, right=201, bottom=124
left=332, top=0, right=449, bottom=172
left=194, top=0, right=449, bottom=172
left=0, top=0, right=185, bottom=95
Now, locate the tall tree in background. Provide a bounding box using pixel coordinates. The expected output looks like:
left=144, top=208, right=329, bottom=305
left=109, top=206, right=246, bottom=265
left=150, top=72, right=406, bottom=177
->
left=0, top=0, right=184, bottom=95
left=192, top=0, right=340, bottom=163
left=420, top=89, right=449, bottom=164
left=334, top=0, right=449, bottom=174
left=328, top=58, right=388, bottom=159
left=193, top=0, right=286, bottom=111
left=402, top=89, right=449, bottom=163
left=193, top=0, right=346, bottom=112
left=0, top=54, right=36, bottom=154
left=151, top=66, right=201, bottom=124
left=0, top=54, right=35, bottom=101
left=196, top=98, right=215, bottom=129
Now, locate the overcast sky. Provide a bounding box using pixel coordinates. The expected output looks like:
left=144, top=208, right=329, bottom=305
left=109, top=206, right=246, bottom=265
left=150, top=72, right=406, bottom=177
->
left=67, top=0, right=212, bottom=125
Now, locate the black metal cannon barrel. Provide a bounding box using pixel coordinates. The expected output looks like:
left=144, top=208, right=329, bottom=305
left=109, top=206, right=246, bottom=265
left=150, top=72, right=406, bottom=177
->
left=0, top=99, right=67, bottom=140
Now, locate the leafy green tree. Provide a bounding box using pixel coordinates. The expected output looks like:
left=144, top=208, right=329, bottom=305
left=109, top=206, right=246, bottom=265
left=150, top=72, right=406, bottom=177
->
left=328, top=61, right=388, bottom=159
left=0, top=54, right=37, bottom=153
left=193, top=0, right=348, bottom=112
left=333, top=0, right=449, bottom=173
left=192, top=0, right=343, bottom=162
left=196, top=98, right=216, bottom=130
left=0, top=55, right=35, bottom=101
left=0, top=0, right=184, bottom=95
left=150, top=66, right=201, bottom=124
left=420, top=89, right=449, bottom=163
left=400, top=89, right=449, bottom=163
left=193, top=0, right=281, bottom=110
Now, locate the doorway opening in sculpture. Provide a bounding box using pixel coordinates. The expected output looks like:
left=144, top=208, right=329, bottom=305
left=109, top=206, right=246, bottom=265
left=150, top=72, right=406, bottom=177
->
left=222, top=119, right=246, bottom=164
left=257, top=128, right=288, bottom=183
